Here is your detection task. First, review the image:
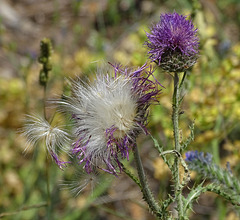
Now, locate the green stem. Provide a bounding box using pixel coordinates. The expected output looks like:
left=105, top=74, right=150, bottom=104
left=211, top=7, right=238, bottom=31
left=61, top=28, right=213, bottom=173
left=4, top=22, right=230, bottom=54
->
left=133, top=144, right=162, bottom=219
left=45, top=155, right=51, bottom=219
left=43, top=84, right=47, bottom=120
left=172, top=73, right=180, bottom=153
left=172, top=72, right=184, bottom=219
left=43, top=84, right=51, bottom=219
left=0, top=203, right=47, bottom=218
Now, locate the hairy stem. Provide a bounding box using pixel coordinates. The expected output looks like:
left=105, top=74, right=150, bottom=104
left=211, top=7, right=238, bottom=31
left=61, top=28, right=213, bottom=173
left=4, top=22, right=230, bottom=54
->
left=172, top=72, right=184, bottom=219
left=133, top=144, right=162, bottom=219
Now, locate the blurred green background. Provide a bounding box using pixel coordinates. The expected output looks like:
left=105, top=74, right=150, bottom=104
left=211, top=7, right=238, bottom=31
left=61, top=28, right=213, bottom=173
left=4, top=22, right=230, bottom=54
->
left=0, top=0, right=240, bottom=219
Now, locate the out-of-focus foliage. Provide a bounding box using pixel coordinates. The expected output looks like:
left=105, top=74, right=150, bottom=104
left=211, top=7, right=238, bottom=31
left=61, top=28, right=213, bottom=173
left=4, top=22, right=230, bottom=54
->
left=0, top=0, right=239, bottom=219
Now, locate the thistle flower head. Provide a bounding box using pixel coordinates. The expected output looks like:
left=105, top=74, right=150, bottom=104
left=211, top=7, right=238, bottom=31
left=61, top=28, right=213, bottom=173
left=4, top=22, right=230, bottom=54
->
left=59, top=63, right=162, bottom=175
left=145, top=12, right=199, bottom=72
left=22, top=114, right=70, bottom=169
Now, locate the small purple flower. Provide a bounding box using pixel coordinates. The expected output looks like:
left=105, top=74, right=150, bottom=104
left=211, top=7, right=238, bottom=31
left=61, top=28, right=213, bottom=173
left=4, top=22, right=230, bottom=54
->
left=145, top=12, right=199, bottom=72
left=185, top=151, right=212, bottom=165
left=186, top=151, right=240, bottom=194
left=58, top=63, right=162, bottom=175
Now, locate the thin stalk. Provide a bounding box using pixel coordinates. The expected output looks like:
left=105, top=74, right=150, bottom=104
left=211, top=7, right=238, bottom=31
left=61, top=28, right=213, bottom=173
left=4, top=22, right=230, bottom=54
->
left=172, top=72, right=184, bottom=219
left=38, top=38, right=52, bottom=219
left=0, top=202, right=47, bottom=218
left=43, top=84, right=47, bottom=120
left=43, top=84, right=51, bottom=219
left=45, top=154, right=51, bottom=219
left=133, top=144, right=162, bottom=219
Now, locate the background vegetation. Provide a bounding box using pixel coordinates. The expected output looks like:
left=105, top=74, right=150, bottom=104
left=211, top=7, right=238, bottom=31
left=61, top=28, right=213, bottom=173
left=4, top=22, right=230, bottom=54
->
left=0, top=0, right=240, bottom=219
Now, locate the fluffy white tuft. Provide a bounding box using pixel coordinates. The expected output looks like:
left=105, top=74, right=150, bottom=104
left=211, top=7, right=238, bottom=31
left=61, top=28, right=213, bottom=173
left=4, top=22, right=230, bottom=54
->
left=63, top=75, right=137, bottom=158
left=60, top=170, right=100, bottom=197
left=22, top=114, right=70, bottom=155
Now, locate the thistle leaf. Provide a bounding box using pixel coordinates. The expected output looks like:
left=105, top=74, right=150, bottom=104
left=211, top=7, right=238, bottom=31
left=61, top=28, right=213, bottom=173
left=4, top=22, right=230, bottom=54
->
left=182, top=121, right=195, bottom=152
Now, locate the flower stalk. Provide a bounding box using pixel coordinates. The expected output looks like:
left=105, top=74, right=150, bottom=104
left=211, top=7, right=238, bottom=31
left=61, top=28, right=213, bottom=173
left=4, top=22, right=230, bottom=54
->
left=45, top=154, right=51, bottom=218
left=133, top=144, right=162, bottom=219
left=172, top=72, right=184, bottom=219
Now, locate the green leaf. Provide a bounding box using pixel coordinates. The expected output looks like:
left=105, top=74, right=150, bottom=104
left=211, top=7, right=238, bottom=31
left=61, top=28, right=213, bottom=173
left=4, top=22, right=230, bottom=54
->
left=182, top=120, right=195, bottom=151
left=184, top=182, right=206, bottom=212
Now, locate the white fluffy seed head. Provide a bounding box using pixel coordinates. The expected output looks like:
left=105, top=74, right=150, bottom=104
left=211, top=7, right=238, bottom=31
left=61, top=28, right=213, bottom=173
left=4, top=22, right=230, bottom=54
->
left=55, top=63, right=162, bottom=174
left=75, top=76, right=134, bottom=132
left=22, top=114, right=70, bottom=155
left=64, top=74, right=138, bottom=157
left=92, top=75, right=137, bottom=136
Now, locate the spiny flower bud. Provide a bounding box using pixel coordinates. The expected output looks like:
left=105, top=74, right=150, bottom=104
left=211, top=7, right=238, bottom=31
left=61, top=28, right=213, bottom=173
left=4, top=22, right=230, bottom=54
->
left=145, top=12, right=199, bottom=73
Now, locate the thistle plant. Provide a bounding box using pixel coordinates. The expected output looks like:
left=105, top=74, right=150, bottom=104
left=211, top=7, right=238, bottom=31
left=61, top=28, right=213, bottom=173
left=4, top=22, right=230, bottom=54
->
left=143, top=12, right=239, bottom=219
left=15, top=11, right=239, bottom=220
left=145, top=11, right=200, bottom=218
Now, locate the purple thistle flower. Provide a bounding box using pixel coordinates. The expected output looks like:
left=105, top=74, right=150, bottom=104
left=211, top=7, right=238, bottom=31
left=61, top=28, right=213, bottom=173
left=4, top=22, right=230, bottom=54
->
left=58, top=63, right=162, bottom=175
left=145, top=12, right=199, bottom=72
